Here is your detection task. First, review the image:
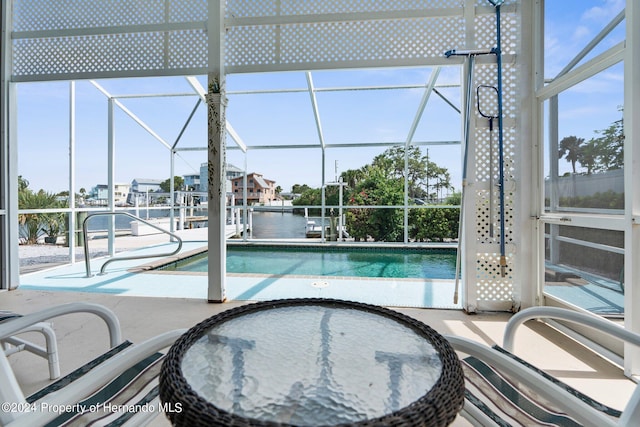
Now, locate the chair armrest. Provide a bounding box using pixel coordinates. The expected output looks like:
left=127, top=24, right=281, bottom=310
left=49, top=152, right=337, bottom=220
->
left=503, top=306, right=640, bottom=353
left=446, top=334, right=619, bottom=427
left=6, top=329, right=186, bottom=427
left=0, top=302, right=122, bottom=348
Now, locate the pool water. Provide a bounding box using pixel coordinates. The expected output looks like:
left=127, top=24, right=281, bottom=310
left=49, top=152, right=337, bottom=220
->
left=161, top=246, right=457, bottom=279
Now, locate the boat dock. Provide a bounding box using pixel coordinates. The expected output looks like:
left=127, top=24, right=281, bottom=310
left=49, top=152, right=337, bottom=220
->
left=129, top=217, right=248, bottom=239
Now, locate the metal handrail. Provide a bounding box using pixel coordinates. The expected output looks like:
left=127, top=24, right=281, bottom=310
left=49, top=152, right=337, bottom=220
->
left=83, top=212, right=183, bottom=277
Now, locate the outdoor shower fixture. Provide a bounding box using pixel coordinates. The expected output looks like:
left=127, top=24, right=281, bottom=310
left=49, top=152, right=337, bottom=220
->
left=446, top=0, right=508, bottom=305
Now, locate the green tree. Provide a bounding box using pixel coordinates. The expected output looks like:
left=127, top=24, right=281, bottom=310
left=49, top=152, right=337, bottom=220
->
left=18, top=175, right=29, bottom=192
left=445, top=191, right=462, bottom=205
left=340, top=167, right=367, bottom=189
left=369, top=146, right=453, bottom=201
left=346, top=166, right=405, bottom=242
left=294, top=187, right=322, bottom=206
left=292, top=184, right=312, bottom=194
left=159, top=176, right=184, bottom=192
left=409, top=208, right=450, bottom=242
left=567, top=108, right=624, bottom=175
left=18, top=188, right=65, bottom=244
left=587, top=112, right=624, bottom=172
left=578, top=141, right=598, bottom=174
left=371, top=146, right=431, bottom=199
left=292, top=186, right=341, bottom=216
left=296, top=147, right=455, bottom=242
left=558, top=135, right=584, bottom=174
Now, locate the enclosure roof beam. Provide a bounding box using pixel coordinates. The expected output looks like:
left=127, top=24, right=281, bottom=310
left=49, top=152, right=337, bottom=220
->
left=172, top=98, right=202, bottom=150
left=405, top=67, right=441, bottom=147
left=185, top=76, right=207, bottom=101
left=537, top=41, right=625, bottom=101
left=89, top=80, right=172, bottom=151
left=228, top=83, right=459, bottom=96
left=306, top=72, right=326, bottom=150
left=219, top=140, right=461, bottom=151
left=554, top=9, right=625, bottom=79
left=226, top=122, right=247, bottom=153
left=176, top=139, right=460, bottom=152
left=433, top=88, right=461, bottom=114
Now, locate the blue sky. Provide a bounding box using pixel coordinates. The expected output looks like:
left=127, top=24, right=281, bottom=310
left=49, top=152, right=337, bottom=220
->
left=545, top=0, right=625, bottom=176
left=16, top=0, right=626, bottom=194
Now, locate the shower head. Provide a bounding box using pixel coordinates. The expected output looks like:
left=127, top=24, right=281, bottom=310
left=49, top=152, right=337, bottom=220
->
left=444, top=49, right=495, bottom=58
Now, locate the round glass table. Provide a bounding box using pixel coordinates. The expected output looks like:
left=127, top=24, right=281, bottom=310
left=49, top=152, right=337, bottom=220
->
left=160, top=298, right=464, bottom=426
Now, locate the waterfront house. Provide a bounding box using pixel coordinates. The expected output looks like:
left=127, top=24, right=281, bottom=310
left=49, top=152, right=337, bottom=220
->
left=182, top=173, right=201, bottom=192
left=230, top=173, right=277, bottom=206
left=131, top=178, right=163, bottom=193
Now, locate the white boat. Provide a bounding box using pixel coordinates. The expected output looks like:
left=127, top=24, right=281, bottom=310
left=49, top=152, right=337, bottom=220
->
left=304, top=208, right=350, bottom=239
left=305, top=219, right=325, bottom=238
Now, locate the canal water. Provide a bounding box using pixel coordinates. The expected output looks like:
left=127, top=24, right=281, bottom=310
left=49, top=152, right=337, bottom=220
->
left=83, top=209, right=307, bottom=238
left=250, top=211, right=307, bottom=239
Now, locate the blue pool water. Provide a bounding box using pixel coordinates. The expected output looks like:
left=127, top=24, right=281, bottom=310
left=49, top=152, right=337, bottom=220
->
left=160, top=246, right=457, bottom=279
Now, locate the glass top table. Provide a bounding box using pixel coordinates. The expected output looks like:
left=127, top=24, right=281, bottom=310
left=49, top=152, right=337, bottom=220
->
left=160, top=298, right=464, bottom=427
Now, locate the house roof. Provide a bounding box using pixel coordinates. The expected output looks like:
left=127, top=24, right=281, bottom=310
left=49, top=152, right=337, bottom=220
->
left=231, top=172, right=275, bottom=188
left=132, top=179, right=163, bottom=185
left=254, top=175, right=270, bottom=188
left=227, top=164, right=243, bottom=173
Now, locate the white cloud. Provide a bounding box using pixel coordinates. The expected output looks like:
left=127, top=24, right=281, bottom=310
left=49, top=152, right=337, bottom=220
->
left=559, top=105, right=606, bottom=120
left=571, top=26, right=591, bottom=42
left=565, top=75, right=622, bottom=95
left=581, top=0, right=625, bottom=23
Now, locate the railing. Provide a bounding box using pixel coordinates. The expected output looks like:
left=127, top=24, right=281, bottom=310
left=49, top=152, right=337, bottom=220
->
left=83, top=212, right=183, bottom=277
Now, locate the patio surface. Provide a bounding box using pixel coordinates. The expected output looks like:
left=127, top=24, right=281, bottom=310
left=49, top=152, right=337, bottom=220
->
left=9, top=228, right=638, bottom=425
left=1, top=289, right=637, bottom=427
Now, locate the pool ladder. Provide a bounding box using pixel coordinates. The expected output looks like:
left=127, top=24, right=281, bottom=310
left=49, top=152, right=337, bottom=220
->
left=83, top=212, right=183, bottom=277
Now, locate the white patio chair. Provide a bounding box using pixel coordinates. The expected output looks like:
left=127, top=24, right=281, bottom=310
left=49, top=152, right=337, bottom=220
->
left=1, top=310, right=61, bottom=380
left=446, top=306, right=640, bottom=427
left=0, top=302, right=185, bottom=427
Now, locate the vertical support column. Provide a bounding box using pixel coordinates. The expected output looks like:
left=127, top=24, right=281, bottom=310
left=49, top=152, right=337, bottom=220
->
left=68, top=82, right=76, bottom=262
left=207, top=88, right=228, bottom=302
left=624, top=0, right=640, bottom=377
left=170, top=149, right=176, bottom=235
left=321, top=151, right=325, bottom=242
left=107, top=98, right=116, bottom=256
left=548, top=97, right=560, bottom=264
left=243, top=155, right=248, bottom=241
left=461, top=0, right=478, bottom=312
left=207, top=0, right=227, bottom=302
left=514, top=0, right=539, bottom=308
left=0, top=0, right=5, bottom=290
left=533, top=0, right=546, bottom=307
left=462, top=57, right=478, bottom=312
left=1, top=0, right=19, bottom=290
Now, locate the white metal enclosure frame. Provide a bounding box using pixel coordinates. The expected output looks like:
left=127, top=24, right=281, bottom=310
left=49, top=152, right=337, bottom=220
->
left=531, top=1, right=639, bottom=377
left=3, top=0, right=523, bottom=313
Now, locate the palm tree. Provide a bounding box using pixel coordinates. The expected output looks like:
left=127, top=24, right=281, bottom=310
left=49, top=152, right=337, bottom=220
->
left=340, top=167, right=368, bottom=189
left=18, top=176, right=30, bottom=192
left=558, top=135, right=584, bottom=174
left=18, top=190, right=65, bottom=244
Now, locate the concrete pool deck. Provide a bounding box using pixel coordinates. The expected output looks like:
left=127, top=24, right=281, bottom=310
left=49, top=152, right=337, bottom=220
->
left=18, top=228, right=462, bottom=309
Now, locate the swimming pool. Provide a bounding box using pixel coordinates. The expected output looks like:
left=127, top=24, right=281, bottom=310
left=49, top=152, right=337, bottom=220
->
left=158, top=246, right=457, bottom=279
